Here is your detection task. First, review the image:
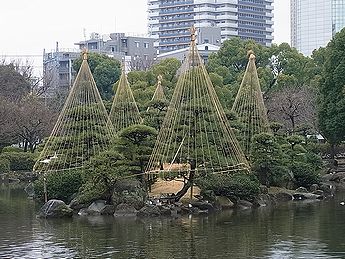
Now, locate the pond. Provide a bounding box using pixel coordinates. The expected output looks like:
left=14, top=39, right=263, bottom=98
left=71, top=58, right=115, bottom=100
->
left=0, top=184, right=345, bottom=258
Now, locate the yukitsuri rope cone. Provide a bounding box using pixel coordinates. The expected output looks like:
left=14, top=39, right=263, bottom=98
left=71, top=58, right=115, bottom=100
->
left=146, top=26, right=249, bottom=183
left=231, top=51, right=271, bottom=156
left=151, top=75, right=166, bottom=102
left=109, top=65, right=142, bottom=134
left=33, top=50, right=115, bottom=173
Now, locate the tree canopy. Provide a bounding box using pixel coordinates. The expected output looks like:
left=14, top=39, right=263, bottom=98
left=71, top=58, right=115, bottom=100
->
left=317, top=28, right=345, bottom=156
left=73, top=53, right=121, bottom=100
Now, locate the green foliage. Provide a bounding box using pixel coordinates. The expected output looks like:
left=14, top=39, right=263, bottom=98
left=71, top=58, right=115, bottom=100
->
left=196, top=173, right=260, bottom=201
left=289, top=162, right=321, bottom=188
left=73, top=53, right=121, bottom=100
left=0, top=152, right=37, bottom=171
left=209, top=72, right=223, bottom=87
left=34, top=169, right=83, bottom=203
left=0, top=158, right=10, bottom=174
left=115, top=125, right=157, bottom=174
left=317, top=28, right=345, bottom=150
left=1, top=146, right=23, bottom=153
left=142, top=99, right=169, bottom=130
left=250, top=133, right=289, bottom=187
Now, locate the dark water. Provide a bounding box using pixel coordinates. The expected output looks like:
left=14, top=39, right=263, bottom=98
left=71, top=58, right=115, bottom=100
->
left=1, top=185, right=345, bottom=259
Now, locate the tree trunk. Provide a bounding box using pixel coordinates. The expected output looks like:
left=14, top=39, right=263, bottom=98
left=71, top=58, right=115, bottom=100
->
left=23, top=140, right=28, bottom=152
left=173, top=172, right=195, bottom=202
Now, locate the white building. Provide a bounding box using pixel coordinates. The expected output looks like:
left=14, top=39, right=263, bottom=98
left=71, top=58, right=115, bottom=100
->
left=291, top=0, right=345, bottom=56
left=148, top=0, right=274, bottom=53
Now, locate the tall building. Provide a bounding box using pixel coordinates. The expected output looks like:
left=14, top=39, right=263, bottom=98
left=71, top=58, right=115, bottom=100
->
left=148, top=0, right=274, bottom=53
left=291, top=0, right=345, bottom=56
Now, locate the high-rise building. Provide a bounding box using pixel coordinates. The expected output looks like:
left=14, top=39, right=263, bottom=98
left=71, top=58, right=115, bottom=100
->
left=148, top=0, right=274, bottom=53
left=291, top=0, right=345, bottom=56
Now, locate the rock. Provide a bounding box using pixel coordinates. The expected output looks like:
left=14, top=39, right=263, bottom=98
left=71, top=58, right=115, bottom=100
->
left=293, top=193, right=323, bottom=200
left=330, top=172, right=345, bottom=182
left=321, top=173, right=334, bottom=181
left=38, top=199, right=73, bottom=218
left=312, top=190, right=324, bottom=196
left=319, top=183, right=335, bottom=196
left=236, top=200, right=253, bottom=209
left=114, top=203, right=138, bottom=217
left=295, top=187, right=308, bottom=193
left=138, top=205, right=161, bottom=217
left=274, top=192, right=293, bottom=202
left=253, top=194, right=276, bottom=207
left=159, top=205, right=172, bottom=216
left=215, top=196, right=235, bottom=209
left=310, top=184, right=319, bottom=192
left=259, top=185, right=269, bottom=194
left=190, top=201, right=214, bottom=211
left=100, top=205, right=115, bottom=215
left=78, top=208, right=89, bottom=216
left=69, top=198, right=92, bottom=211
left=171, top=208, right=178, bottom=217
left=87, top=200, right=107, bottom=215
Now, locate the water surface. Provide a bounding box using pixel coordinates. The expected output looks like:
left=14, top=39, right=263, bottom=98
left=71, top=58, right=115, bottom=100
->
left=0, top=184, right=345, bottom=258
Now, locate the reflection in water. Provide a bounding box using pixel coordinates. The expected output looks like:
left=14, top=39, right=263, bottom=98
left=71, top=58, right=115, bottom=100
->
left=1, top=184, right=345, bottom=258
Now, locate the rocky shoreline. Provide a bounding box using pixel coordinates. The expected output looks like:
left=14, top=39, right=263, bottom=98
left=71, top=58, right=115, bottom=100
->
left=4, top=170, right=343, bottom=219
left=37, top=177, right=340, bottom=219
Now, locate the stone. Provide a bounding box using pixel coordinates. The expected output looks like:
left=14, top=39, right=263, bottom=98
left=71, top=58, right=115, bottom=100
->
left=310, top=184, right=319, bottom=192
left=259, top=185, right=269, bottom=194
left=215, top=196, right=235, bottom=209
left=319, top=183, right=334, bottom=195
left=100, top=205, right=115, bottom=215
left=159, top=205, right=172, bottom=216
left=253, top=194, right=276, bottom=207
left=87, top=200, right=107, bottom=215
left=78, top=208, right=89, bottom=216
left=330, top=172, right=345, bottom=182
left=190, top=201, right=214, bottom=211
left=137, top=205, right=161, bottom=217
left=312, top=190, right=324, bottom=196
left=295, top=187, right=308, bottom=193
left=293, top=193, right=323, bottom=200
left=114, top=203, right=138, bottom=217
left=236, top=200, right=253, bottom=209
left=321, top=173, right=334, bottom=181
left=69, top=198, right=92, bottom=211
left=38, top=199, right=73, bottom=218
left=274, top=192, right=293, bottom=202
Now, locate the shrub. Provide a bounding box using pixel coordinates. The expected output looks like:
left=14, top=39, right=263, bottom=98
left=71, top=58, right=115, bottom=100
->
left=196, top=173, right=260, bottom=201
left=1, top=146, right=23, bottom=153
left=34, top=169, right=83, bottom=203
left=0, top=158, right=10, bottom=174
left=0, top=152, right=37, bottom=171
left=290, top=162, right=321, bottom=188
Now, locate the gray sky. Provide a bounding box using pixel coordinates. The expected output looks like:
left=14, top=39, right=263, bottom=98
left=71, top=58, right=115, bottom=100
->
left=0, top=0, right=290, bottom=70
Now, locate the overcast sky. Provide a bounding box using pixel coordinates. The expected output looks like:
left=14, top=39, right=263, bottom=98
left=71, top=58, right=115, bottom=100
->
left=0, top=0, right=290, bottom=70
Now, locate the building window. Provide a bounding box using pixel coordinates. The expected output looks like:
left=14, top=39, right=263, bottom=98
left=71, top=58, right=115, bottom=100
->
left=135, top=41, right=140, bottom=48
left=144, top=42, right=149, bottom=48
left=122, top=39, right=128, bottom=48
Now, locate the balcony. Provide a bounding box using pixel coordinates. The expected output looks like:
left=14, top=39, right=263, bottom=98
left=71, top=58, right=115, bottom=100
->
left=160, top=8, right=193, bottom=15
left=216, top=6, right=237, bottom=13
left=159, top=0, right=193, bottom=8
